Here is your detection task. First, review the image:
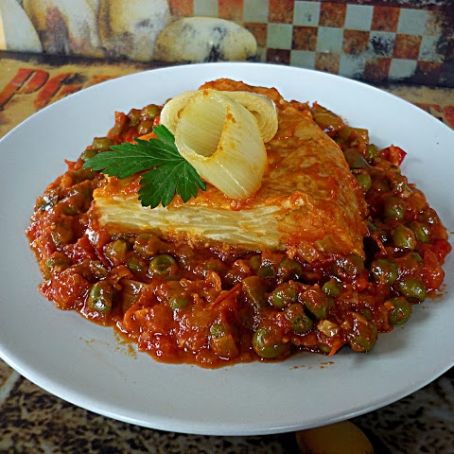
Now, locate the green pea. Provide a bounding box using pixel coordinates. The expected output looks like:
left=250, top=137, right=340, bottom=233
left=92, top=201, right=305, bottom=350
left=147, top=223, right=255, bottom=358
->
left=384, top=196, right=405, bottom=221
left=278, top=258, right=302, bottom=280
left=348, top=313, right=377, bottom=353
left=388, top=297, right=412, bottom=326
left=285, top=304, right=313, bottom=334
left=367, top=144, right=379, bottom=161
left=210, top=329, right=239, bottom=359
left=45, top=254, right=70, bottom=274
left=398, top=278, right=426, bottom=302
left=165, top=281, right=191, bottom=310
left=127, top=255, right=147, bottom=274
left=248, top=254, right=276, bottom=278
left=258, top=263, right=276, bottom=279
left=355, top=172, right=372, bottom=192
left=149, top=254, right=177, bottom=277
left=370, top=259, right=398, bottom=285
left=141, top=104, right=160, bottom=119
left=410, top=222, right=430, bottom=243
left=127, top=108, right=142, bottom=126
left=302, top=289, right=332, bottom=320
left=87, top=281, right=113, bottom=314
left=392, top=174, right=410, bottom=193
left=270, top=284, right=297, bottom=309
left=322, top=279, right=342, bottom=297
left=420, top=208, right=439, bottom=226
left=344, top=149, right=369, bottom=169
left=360, top=308, right=373, bottom=320
left=210, top=323, right=225, bottom=338
left=248, top=255, right=276, bottom=278
left=138, top=119, right=154, bottom=135
left=91, top=137, right=112, bottom=151
left=252, top=328, right=289, bottom=359
left=104, top=239, right=128, bottom=265
left=292, top=313, right=313, bottom=334
left=392, top=225, right=416, bottom=250
left=169, top=295, right=190, bottom=310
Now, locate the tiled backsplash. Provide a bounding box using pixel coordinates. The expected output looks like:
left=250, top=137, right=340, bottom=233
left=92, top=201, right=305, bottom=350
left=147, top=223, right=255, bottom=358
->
left=0, top=0, right=453, bottom=86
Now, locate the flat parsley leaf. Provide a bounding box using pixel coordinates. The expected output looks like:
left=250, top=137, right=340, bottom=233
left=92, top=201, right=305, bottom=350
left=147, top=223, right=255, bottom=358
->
left=84, top=125, right=206, bottom=208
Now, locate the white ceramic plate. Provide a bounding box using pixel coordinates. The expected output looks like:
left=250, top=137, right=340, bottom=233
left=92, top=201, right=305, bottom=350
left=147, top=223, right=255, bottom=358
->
left=0, top=63, right=453, bottom=436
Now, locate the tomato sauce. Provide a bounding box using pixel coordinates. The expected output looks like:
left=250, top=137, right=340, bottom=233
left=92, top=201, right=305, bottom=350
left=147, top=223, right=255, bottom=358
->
left=27, top=101, right=451, bottom=367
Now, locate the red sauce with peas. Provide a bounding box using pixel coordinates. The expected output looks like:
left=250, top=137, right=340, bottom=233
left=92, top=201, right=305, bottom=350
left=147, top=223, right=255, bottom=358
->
left=27, top=101, right=451, bottom=367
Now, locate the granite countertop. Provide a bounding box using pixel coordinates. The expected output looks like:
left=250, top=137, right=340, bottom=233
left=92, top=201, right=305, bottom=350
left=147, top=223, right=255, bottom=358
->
left=0, top=54, right=453, bottom=453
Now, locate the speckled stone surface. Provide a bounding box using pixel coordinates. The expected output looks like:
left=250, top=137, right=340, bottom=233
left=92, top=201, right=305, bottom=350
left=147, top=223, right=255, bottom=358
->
left=0, top=361, right=14, bottom=387
left=0, top=362, right=294, bottom=453
left=355, top=369, right=454, bottom=454
left=0, top=358, right=452, bottom=453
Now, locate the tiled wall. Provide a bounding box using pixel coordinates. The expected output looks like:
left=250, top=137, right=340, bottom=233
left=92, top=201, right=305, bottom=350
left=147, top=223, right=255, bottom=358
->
left=1, top=0, right=453, bottom=86
left=171, top=0, right=453, bottom=86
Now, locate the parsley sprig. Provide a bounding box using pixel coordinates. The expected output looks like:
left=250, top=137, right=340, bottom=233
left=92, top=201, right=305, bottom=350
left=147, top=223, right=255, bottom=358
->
left=84, top=125, right=206, bottom=208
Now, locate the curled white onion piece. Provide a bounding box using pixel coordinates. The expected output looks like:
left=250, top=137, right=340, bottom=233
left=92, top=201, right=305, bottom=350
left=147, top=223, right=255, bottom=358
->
left=160, top=88, right=278, bottom=199
left=173, top=90, right=267, bottom=199
left=221, top=91, right=278, bottom=143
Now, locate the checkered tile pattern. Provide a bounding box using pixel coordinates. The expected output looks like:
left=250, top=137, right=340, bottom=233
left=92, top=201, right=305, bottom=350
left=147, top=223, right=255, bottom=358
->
left=169, top=0, right=452, bottom=85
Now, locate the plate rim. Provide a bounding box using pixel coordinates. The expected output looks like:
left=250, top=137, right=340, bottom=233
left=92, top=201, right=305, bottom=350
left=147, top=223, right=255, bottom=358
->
left=0, top=62, right=453, bottom=436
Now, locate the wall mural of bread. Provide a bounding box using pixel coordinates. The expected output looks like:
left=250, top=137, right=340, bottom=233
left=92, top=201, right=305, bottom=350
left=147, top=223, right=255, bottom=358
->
left=23, top=0, right=102, bottom=57
left=154, top=17, right=257, bottom=63
left=98, top=0, right=170, bottom=61
left=1, top=0, right=255, bottom=63
left=0, top=0, right=42, bottom=52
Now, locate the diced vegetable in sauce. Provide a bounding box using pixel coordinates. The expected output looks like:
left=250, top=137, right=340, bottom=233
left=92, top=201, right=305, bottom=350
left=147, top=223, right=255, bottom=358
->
left=26, top=91, right=451, bottom=368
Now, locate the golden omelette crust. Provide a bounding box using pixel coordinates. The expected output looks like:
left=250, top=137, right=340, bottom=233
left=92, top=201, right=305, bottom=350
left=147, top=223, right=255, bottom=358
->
left=93, top=79, right=368, bottom=262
